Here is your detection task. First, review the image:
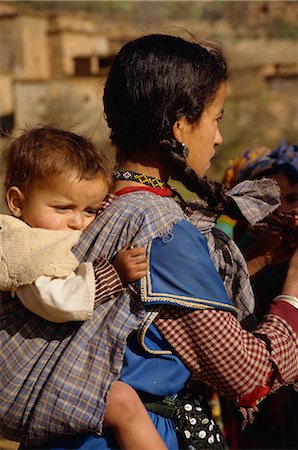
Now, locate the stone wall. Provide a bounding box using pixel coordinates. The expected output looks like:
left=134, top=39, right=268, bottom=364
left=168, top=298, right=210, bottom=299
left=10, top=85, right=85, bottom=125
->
left=0, top=14, right=50, bottom=79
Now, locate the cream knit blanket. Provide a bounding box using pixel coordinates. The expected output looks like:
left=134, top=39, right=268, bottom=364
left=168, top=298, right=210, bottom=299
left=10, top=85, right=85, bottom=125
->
left=0, top=214, right=81, bottom=291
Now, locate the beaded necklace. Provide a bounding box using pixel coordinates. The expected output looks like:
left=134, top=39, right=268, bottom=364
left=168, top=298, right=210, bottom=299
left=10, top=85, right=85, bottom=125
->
left=114, top=169, right=168, bottom=189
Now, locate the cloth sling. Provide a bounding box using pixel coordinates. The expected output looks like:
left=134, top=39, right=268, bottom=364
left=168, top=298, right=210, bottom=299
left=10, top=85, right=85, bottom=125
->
left=0, top=194, right=185, bottom=446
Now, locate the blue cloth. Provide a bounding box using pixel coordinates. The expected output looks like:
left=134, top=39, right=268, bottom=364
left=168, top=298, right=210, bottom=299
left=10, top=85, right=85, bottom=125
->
left=140, top=220, right=236, bottom=313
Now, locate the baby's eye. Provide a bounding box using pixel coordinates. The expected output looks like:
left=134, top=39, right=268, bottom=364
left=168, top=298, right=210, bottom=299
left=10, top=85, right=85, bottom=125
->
left=54, top=206, right=70, bottom=212
left=84, top=209, right=98, bottom=216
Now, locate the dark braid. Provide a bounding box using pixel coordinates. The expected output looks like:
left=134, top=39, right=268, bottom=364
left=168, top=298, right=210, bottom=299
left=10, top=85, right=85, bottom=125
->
left=104, top=34, right=297, bottom=242
left=172, top=143, right=298, bottom=242
left=160, top=137, right=244, bottom=219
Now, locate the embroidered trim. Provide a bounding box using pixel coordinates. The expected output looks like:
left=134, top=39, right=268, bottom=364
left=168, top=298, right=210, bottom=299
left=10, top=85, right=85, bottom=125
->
left=140, top=241, right=238, bottom=314
left=137, top=308, right=172, bottom=355
left=114, top=170, right=168, bottom=189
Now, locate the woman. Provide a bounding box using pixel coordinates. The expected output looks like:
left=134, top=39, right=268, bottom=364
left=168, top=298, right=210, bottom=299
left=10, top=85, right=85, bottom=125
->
left=4, top=34, right=297, bottom=450
left=220, top=142, right=298, bottom=450
left=223, top=141, right=298, bottom=315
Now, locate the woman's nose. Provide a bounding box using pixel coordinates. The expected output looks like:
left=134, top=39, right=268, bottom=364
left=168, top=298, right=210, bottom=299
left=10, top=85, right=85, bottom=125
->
left=215, top=128, right=223, bottom=146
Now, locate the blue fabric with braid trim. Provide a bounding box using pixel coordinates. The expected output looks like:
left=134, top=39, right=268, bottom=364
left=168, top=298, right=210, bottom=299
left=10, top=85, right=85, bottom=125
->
left=140, top=219, right=237, bottom=314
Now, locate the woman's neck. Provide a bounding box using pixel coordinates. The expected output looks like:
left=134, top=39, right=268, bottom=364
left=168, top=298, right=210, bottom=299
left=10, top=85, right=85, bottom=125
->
left=112, top=161, right=169, bottom=192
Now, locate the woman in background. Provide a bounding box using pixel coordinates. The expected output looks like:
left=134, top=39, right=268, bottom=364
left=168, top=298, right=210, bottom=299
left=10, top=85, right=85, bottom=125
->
left=220, top=142, right=298, bottom=450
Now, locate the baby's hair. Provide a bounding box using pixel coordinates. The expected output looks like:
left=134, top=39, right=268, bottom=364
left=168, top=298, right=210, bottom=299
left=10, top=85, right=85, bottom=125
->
left=4, top=125, right=112, bottom=193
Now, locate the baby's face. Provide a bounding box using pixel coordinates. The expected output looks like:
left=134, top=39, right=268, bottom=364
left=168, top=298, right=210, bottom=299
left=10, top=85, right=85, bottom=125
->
left=20, top=172, right=109, bottom=231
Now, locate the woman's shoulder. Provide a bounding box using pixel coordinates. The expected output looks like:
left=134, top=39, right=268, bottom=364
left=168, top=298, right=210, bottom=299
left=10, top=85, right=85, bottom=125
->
left=74, top=191, right=186, bottom=259
left=109, top=191, right=184, bottom=223
left=115, top=190, right=180, bottom=210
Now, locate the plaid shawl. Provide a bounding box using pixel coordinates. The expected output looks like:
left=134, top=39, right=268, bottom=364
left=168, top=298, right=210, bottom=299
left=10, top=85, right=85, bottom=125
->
left=186, top=178, right=281, bottom=328
left=0, top=193, right=184, bottom=446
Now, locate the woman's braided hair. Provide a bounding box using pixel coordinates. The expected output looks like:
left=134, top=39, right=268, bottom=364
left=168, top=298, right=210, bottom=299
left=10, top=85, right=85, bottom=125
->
left=103, top=34, right=242, bottom=217
left=103, top=34, right=298, bottom=241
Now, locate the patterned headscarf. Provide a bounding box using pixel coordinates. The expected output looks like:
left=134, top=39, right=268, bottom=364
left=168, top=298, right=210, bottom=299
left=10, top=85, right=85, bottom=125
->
left=223, top=140, right=298, bottom=188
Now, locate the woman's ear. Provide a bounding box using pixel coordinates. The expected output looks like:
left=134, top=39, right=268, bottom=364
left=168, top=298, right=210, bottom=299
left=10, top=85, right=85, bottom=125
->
left=6, top=186, right=25, bottom=218
left=172, top=116, right=187, bottom=143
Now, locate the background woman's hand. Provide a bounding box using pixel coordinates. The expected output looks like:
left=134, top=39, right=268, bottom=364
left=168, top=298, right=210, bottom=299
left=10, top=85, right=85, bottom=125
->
left=245, top=229, right=295, bottom=278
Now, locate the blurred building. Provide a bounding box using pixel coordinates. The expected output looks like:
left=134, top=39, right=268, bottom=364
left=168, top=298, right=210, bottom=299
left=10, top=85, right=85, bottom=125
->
left=0, top=3, right=138, bottom=214
left=0, top=0, right=297, bottom=215
left=0, top=3, right=136, bottom=137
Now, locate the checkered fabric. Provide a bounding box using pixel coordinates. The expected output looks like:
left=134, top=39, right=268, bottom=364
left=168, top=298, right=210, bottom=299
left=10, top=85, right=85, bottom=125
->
left=73, top=191, right=184, bottom=261
left=0, top=192, right=184, bottom=446
left=223, top=178, right=281, bottom=225
left=0, top=186, right=295, bottom=447
left=154, top=305, right=297, bottom=405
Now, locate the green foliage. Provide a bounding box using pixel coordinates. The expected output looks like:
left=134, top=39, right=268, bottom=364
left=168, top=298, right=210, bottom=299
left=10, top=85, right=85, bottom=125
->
left=267, top=16, right=298, bottom=40
left=10, top=1, right=298, bottom=40
left=200, top=1, right=226, bottom=21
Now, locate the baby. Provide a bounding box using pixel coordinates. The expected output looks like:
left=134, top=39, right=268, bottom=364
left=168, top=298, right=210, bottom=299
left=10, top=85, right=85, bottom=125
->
left=0, top=125, right=166, bottom=450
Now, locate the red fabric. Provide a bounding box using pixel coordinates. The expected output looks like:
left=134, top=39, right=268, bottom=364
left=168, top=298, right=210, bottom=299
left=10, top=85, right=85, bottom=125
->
left=268, top=300, right=298, bottom=333
left=114, top=185, right=173, bottom=197
left=111, top=184, right=298, bottom=406
left=155, top=306, right=298, bottom=406
left=238, top=381, right=271, bottom=407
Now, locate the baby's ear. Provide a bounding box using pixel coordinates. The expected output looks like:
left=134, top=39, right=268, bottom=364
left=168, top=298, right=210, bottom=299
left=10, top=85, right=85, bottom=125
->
left=6, top=186, right=24, bottom=218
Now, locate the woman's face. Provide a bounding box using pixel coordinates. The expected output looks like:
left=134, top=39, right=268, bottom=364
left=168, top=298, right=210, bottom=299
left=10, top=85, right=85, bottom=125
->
left=176, top=83, right=226, bottom=177
left=270, top=172, right=298, bottom=214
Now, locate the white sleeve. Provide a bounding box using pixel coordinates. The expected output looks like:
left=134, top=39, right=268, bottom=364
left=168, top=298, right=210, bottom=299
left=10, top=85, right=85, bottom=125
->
left=16, top=262, right=95, bottom=323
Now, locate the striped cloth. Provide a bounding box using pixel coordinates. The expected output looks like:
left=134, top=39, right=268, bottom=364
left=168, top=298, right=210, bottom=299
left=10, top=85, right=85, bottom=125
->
left=93, top=256, right=124, bottom=307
